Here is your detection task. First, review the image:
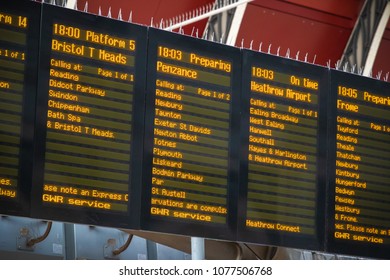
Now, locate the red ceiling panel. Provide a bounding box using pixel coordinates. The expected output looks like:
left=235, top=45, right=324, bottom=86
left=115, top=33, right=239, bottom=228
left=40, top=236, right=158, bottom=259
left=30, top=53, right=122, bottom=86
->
left=76, top=0, right=214, bottom=34
left=282, top=0, right=364, bottom=19
left=250, top=0, right=362, bottom=27
left=71, top=0, right=388, bottom=77
left=236, top=0, right=364, bottom=67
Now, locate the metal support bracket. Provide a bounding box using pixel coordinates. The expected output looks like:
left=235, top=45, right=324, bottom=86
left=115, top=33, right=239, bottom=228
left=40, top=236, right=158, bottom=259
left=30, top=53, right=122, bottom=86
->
left=203, top=0, right=249, bottom=45
left=340, top=0, right=390, bottom=74
left=163, top=0, right=252, bottom=32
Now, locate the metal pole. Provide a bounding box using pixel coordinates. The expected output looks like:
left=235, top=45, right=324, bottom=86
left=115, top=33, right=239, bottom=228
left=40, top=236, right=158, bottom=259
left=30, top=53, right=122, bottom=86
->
left=363, top=1, right=390, bottom=76
left=226, top=2, right=249, bottom=46
left=66, top=0, right=77, bottom=9
left=191, top=237, right=205, bottom=260
left=146, top=240, right=158, bottom=260
left=64, top=223, right=76, bottom=260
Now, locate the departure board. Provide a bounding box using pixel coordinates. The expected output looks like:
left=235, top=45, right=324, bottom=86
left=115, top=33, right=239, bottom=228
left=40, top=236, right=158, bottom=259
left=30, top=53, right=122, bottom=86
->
left=31, top=4, right=147, bottom=228
left=327, top=70, right=390, bottom=259
left=0, top=0, right=40, bottom=216
left=237, top=50, right=327, bottom=250
left=141, top=28, right=240, bottom=240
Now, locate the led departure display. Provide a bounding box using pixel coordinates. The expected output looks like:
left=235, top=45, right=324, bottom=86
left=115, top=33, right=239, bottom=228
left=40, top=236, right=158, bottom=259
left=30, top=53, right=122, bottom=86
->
left=141, top=28, right=240, bottom=240
left=327, top=70, right=390, bottom=259
left=0, top=0, right=39, bottom=216
left=4, top=2, right=390, bottom=259
left=31, top=4, right=147, bottom=228
left=238, top=50, right=327, bottom=250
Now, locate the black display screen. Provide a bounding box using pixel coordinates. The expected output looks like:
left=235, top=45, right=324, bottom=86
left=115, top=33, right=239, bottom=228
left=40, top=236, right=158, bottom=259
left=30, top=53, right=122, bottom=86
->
left=4, top=2, right=390, bottom=259
left=0, top=0, right=40, bottom=216
left=141, top=28, right=240, bottom=240
left=237, top=50, right=327, bottom=250
left=31, top=4, right=147, bottom=228
left=327, top=70, right=390, bottom=259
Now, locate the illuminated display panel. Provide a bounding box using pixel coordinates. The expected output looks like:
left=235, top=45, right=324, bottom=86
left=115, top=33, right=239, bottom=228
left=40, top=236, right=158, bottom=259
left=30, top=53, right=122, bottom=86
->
left=31, top=4, right=147, bottom=228
left=237, top=50, right=327, bottom=250
left=327, top=70, right=390, bottom=259
left=141, top=28, right=240, bottom=240
left=0, top=0, right=40, bottom=216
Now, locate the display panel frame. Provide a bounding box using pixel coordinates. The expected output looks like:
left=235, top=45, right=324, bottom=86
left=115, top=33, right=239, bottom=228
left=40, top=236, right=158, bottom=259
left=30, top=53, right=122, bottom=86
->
left=237, top=50, right=328, bottom=251
left=141, top=28, right=241, bottom=241
left=0, top=0, right=40, bottom=217
left=31, top=4, right=147, bottom=229
left=326, top=69, right=390, bottom=259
